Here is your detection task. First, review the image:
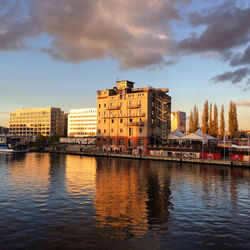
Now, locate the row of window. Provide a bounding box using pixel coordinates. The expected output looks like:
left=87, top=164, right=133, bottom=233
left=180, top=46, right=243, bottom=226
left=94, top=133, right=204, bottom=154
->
left=97, top=127, right=142, bottom=135
left=97, top=137, right=144, bottom=146
left=98, top=118, right=142, bottom=124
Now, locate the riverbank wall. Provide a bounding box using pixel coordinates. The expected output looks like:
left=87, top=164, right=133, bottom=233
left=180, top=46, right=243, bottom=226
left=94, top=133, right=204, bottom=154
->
left=41, top=148, right=250, bottom=167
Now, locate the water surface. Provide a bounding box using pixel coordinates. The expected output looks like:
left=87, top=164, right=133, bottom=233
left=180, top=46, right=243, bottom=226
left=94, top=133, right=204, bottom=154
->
left=0, top=153, right=250, bottom=249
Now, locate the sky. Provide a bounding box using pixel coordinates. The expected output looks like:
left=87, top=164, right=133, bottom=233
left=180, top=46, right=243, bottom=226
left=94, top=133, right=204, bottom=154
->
left=0, top=0, right=249, bottom=130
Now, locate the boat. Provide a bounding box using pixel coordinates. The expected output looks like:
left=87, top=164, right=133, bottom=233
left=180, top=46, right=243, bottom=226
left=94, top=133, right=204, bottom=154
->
left=0, top=134, right=29, bottom=153
left=0, top=146, right=29, bottom=153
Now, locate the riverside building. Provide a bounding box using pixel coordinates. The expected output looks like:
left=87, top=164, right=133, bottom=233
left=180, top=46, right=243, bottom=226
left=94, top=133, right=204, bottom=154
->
left=67, top=108, right=97, bottom=137
left=171, top=111, right=186, bottom=132
left=96, top=80, right=171, bottom=149
left=8, top=107, right=65, bottom=137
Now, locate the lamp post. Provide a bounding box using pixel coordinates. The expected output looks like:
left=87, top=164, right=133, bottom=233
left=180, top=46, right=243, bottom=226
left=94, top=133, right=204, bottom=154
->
left=224, top=133, right=226, bottom=161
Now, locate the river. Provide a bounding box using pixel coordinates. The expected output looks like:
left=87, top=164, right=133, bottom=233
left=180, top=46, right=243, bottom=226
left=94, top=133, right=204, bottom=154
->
left=0, top=153, right=250, bottom=249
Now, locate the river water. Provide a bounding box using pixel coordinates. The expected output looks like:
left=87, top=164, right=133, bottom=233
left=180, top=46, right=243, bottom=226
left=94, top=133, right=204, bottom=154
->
left=0, top=153, right=250, bottom=249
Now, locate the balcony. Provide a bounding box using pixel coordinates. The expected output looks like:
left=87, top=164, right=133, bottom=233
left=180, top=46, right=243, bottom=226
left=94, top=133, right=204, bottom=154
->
left=125, top=122, right=144, bottom=126
left=106, top=104, right=120, bottom=110
left=128, top=103, right=141, bottom=109
left=102, top=113, right=146, bottom=119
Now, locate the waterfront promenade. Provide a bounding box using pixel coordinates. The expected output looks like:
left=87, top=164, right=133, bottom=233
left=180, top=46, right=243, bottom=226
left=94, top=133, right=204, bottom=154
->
left=43, top=146, right=250, bottom=167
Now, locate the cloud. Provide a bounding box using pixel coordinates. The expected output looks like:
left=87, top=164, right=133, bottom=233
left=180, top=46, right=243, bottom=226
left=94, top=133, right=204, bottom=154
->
left=230, top=45, right=250, bottom=66
left=211, top=67, right=250, bottom=84
left=236, top=100, right=250, bottom=106
left=179, top=3, right=250, bottom=53
left=0, top=0, right=181, bottom=69
left=0, top=0, right=249, bottom=73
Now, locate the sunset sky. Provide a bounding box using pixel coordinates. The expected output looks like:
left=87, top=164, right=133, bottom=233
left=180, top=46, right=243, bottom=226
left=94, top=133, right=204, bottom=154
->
left=0, top=0, right=249, bottom=129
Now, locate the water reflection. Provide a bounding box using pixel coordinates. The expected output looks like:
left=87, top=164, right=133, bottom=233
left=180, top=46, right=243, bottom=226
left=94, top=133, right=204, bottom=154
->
left=0, top=153, right=249, bottom=249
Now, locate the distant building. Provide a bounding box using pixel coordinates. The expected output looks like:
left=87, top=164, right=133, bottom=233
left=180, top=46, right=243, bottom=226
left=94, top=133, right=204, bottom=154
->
left=96, top=80, right=171, bottom=149
left=8, top=107, right=65, bottom=137
left=67, top=108, right=97, bottom=137
left=171, top=111, right=186, bottom=132
left=0, top=126, right=8, bottom=134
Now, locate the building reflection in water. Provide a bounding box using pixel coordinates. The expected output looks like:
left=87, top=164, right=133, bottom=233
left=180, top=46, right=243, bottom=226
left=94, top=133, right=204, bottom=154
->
left=94, top=158, right=173, bottom=239
left=65, top=155, right=97, bottom=196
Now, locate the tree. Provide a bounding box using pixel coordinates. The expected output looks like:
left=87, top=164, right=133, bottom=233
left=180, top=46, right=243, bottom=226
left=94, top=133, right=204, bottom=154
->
left=49, top=134, right=60, bottom=143
left=212, top=104, right=218, bottom=137
left=228, top=101, right=238, bottom=139
left=220, top=105, right=225, bottom=138
left=208, top=103, right=213, bottom=135
left=202, top=100, right=209, bottom=134
left=188, top=110, right=194, bottom=133
left=35, top=134, right=46, bottom=144
left=193, top=105, right=199, bottom=132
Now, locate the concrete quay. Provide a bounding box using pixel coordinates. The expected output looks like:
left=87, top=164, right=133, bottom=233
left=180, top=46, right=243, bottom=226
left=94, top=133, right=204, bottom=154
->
left=43, top=148, right=250, bottom=167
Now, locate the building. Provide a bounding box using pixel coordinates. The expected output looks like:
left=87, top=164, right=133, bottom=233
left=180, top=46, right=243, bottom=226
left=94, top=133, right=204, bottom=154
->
left=96, top=80, right=171, bottom=149
left=171, top=111, right=186, bottom=133
left=0, top=126, right=8, bottom=134
left=8, top=107, right=65, bottom=137
left=67, top=108, right=97, bottom=137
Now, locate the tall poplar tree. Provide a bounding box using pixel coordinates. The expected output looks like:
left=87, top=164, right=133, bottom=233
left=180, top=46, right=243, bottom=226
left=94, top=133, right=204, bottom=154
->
left=212, top=104, right=218, bottom=137
left=208, top=103, right=213, bottom=135
left=188, top=110, right=194, bottom=133
left=229, top=101, right=238, bottom=139
left=220, top=105, right=225, bottom=138
left=202, top=100, right=209, bottom=134
left=193, top=105, right=199, bottom=132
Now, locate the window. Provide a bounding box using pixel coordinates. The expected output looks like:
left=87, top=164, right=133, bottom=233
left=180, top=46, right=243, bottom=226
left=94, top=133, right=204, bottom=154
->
left=120, top=119, right=123, bottom=123
left=110, top=138, right=115, bottom=145
left=138, top=139, right=144, bottom=146
left=111, top=119, right=114, bottom=123
left=111, top=128, right=114, bottom=133
left=104, top=129, right=106, bottom=134
left=129, top=127, right=133, bottom=136
left=118, top=138, right=124, bottom=145
left=104, top=103, right=106, bottom=108
left=99, top=104, right=101, bottom=108
left=120, top=128, right=123, bottom=133
left=98, top=120, right=101, bottom=124
left=98, top=112, right=100, bottom=116
left=128, top=139, right=133, bottom=146
left=104, top=120, right=106, bottom=124
left=129, top=118, right=133, bottom=122
left=139, top=128, right=142, bottom=133
left=103, top=137, right=106, bottom=142
left=98, top=129, right=101, bottom=134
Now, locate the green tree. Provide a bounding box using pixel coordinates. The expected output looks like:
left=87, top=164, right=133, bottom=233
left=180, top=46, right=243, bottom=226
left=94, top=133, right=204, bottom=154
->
left=220, top=105, right=225, bottom=138
left=35, top=134, right=46, bottom=144
left=49, top=134, right=60, bottom=143
left=202, top=100, right=209, bottom=134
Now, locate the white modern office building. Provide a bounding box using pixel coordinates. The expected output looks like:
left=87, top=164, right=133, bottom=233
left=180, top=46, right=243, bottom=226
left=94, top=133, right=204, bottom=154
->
left=68, top=108, right=97, bottom=137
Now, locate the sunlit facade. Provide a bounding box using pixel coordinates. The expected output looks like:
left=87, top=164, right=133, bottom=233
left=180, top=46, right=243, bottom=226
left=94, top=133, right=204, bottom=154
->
left=67, top=108, right=97, bottom=137
left=171, top=111, right=186, bottom=132
left=97, top=80, right=171, bottom=149
left=8, top=107, right=65, bottom=137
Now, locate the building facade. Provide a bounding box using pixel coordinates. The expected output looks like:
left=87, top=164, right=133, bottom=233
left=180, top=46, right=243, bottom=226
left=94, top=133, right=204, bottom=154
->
left=67, top=108, right=97, bottom=137
left=171, top=111, right=186, bottom=132
left=8, top=107, right=65, bottom=137
left=96, top=81, right=171, bottom=149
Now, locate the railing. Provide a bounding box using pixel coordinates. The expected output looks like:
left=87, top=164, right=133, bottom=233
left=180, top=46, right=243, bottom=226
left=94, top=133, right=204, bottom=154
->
left=102, top=113, right=146, bottom=119
left=106, top=105, right=120, bottom=110
left=128, top=103, right=141, bottom=109
left=125, top=122, right=144, bottom=126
